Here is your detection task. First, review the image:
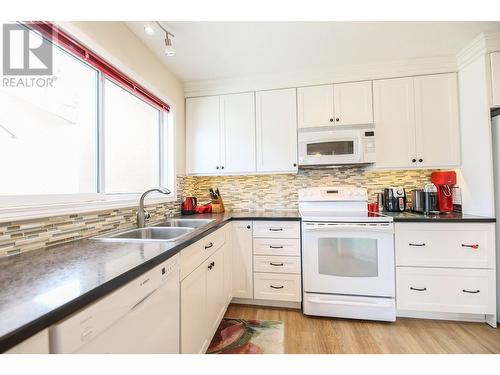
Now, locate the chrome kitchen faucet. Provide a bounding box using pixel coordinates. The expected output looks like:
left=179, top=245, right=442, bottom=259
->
left=137, top=188, right=171, bottom=228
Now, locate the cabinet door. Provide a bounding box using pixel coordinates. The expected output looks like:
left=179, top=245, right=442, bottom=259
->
left=220, top=93, right=256, bottom=173
left=232, top=221, right=254, bottom=299
left=373, top=77, right=416, bottom=168
left=297, top=84, right=334, bottom=128
left=206, top=250, right=226, bottom=336
left=186, top=96, right=221, bottom=175
left=222, top=240, right=233, bottom=306
left=491, top=52, right=500, bottom=107
left=256, top=88, right=298, bottom=173
left=333, top=81, right=373, bottom=125
left=180, top=262, right=208, bottom=354
left=414, top=73, right=460, bottom=168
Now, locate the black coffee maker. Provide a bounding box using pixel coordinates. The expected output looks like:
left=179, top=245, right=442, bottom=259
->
left=383, top=187, right=407, bottom=212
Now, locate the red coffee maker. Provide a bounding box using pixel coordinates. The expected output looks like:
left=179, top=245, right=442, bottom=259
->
left=431, top=171, right=456, bottom=213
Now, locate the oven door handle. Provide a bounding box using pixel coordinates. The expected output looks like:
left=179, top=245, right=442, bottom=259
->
left=303, top=224, right=393, bottom=233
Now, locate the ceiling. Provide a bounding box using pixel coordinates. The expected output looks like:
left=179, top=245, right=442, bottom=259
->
left=126, top=21, right=500, bottom=83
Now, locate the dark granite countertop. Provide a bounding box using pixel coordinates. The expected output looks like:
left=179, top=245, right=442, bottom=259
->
left=383, top=211, right=496, bottom=223
left=0, top=210, right=300, bottom=352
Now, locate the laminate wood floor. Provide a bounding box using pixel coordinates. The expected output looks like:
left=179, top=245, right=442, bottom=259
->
left=225, top=304, right=500, bottom=354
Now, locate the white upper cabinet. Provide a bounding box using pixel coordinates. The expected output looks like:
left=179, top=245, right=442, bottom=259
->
left=374, top=73, right=460, bottom=169
left=256, top=88, right=298, bottom=173
left=186, top=96, right=221, bottom=175
left=414, top=73, right=460, bottom=168
left=186, top=93, right=256, bottom=175
left=298, top=81, right=374, bottom=129
left=490, top=52, right=500, bottom=108
left=373, top=77, right=417, bottom=168
left=220, top=93, right=256, bottom=173
left=333, top=81, right=373, bottom=125
left=297, top=84, right=334, bottom=128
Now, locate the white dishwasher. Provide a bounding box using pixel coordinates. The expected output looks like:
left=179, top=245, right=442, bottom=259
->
left=50, top=254, right=180, bottom=354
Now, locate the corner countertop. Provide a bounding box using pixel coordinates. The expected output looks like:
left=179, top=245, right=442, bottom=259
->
left=383, top=211, right=496, bottom=223
left=0, top=210, right=300, bottom=352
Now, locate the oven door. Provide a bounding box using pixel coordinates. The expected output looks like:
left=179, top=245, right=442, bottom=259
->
left=298, top=132, right=362, bottom=166
left=302, top=222, right=395, bottom=297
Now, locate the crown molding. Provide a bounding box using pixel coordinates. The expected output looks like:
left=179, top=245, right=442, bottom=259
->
left=184, top=56, right=458, bottom=97
left=456, top=31, right=500, bottom=70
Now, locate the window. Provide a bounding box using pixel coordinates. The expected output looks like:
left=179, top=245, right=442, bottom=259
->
left=0, top=22, right=173, bottom=210
left=0, top=40, right=98, bottom=195
left=103, top=79, right=162, bottom=193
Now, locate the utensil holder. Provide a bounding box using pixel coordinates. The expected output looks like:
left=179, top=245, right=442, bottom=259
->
left=211, top=196, right=225, bottom=213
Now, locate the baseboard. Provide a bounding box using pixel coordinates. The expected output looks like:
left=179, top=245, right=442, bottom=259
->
left=231, top=297, right=302, bottom=310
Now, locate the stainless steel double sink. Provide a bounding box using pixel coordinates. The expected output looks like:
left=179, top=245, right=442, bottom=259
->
left=93, top=218, right=214, bottom=242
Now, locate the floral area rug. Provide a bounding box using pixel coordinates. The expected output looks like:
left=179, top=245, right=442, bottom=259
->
left=207, top=318, right=284, bottom=354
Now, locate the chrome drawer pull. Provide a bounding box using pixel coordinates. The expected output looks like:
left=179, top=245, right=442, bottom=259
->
left=204, top=242, right=213, bottom=249
left=269, top=245, right=284, bottom=249
left=461, top=243, right=479, bottom=249
left=269, top=228, right=283, bottom=231
left=269, top=262, right=284, bottom=267
left=409, top=243, right=426, bottom=247
left=462, top=289, right=480, bottom=294
left=410, top=287, right=427, bottom=291
left=270, top=285, right=284, bottom=289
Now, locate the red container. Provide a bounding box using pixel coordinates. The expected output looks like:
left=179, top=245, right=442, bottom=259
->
left=431, top=171, right=456, bottom=213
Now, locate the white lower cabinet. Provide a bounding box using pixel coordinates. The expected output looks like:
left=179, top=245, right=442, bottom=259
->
left=232, top=220, right=302, bottom=306
left=254, top=273, right=301, bottom=302
left=232, top=221, right=254, bottom=299
left=395, top=222, right=497, bottom=326
left=180, top=225, right=231, bottom=354
left=397, top=267, right=495, bottom=315
left=180, top=259, right=209, bottom=354
left=5, top=329, right=49, bottom=354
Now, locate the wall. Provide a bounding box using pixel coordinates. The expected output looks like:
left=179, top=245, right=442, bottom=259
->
left=457, top=54, right=496, bottom=217
left=58, top=21, right=186, bottom=175
left=184, top=168, right=437, bottom=211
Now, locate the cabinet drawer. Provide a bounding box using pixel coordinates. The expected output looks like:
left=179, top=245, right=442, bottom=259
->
left=253, top=255, right=300, bottom=274
left=180, top=226, right=228, bottom=280
left=395, top=223, right=495, bottom=269
left=253, top=238, right=300, bottom=256
left=254, top=273, right=301, bottom=302
left=252, top=221, right=300, bottom=238
left=396, top=267, right=495, bottom=315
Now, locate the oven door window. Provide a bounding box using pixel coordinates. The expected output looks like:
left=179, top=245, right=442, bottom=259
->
left=307, top=141, right=354, bottom=156
left=318, top=237, right=378, bottom=277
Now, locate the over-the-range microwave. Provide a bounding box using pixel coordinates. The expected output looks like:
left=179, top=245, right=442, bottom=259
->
left=298, top=124, right=376, bottom=167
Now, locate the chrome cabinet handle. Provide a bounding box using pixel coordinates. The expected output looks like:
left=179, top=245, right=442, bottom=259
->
left=409, top=243, right=426, bottom=247
left=410, top=287, right=427, bottom=291
left=269, top=228, right=283, bottom=231
left=462, top=289, right=480, bottom=294
left=269, top=245, right=284, bottom=249
left=269, top=262, right=284, bottom=267
left=270, top=285, right=284, bottom=289
left=204, top=242, right=213, bottom=249
left=461, top=244, right=479, bottom=249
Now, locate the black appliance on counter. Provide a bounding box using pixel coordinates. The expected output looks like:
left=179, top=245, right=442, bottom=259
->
left=383, top=187, right=406, bottom=212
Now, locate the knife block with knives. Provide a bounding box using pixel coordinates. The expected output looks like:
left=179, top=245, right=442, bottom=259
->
left=209, top=187, right=225, bottom=213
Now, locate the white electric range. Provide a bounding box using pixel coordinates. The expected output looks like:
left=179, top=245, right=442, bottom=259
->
left=299, top=186, right=396, bottom=322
